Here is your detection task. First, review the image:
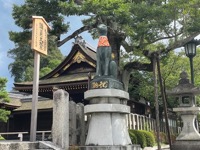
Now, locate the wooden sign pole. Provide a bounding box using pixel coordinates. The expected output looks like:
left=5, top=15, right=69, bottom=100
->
left=30, top=16, right=50, bottom=142
left=30, top=51, right=40, bottom=142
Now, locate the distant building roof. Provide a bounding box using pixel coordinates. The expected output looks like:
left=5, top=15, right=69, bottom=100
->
left=13, top=99, right=53, bottom=112
left=1, top=91, right=53, bottom=111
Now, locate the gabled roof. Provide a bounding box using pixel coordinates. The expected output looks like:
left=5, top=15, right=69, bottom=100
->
left=14, top=38, right=97, bottom=98
left=40, top=41, right=96, bottom=80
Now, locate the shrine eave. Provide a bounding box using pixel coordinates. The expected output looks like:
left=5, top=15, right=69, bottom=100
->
left=14, top=81, right=88, bottom=93
left=14, top=72, right=95, bottom=93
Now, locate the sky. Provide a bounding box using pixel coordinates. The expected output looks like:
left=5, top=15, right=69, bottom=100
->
left=0, top=0, right=97, bottom=92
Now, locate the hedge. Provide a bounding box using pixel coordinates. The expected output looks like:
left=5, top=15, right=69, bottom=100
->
left=129, top=130, right=147, bottom=148
left=140, top=130, right=155, bottom=147
left=129, top=130, right=155, bottom=148
left=152, top=131, right=177, bottom=144
left=129, top=130, right=137, bottom=144
left=0, top=136, right=5, bottom=140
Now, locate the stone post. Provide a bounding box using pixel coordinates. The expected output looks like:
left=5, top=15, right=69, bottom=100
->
left=69, top=101, right=77, bottom=145
left=77, top=103, right=85, bottom=146
left=52, top=89, right=69, bottom=149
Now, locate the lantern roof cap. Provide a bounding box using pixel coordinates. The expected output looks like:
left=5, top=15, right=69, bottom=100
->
left=167, top=71, right=200, bottom=95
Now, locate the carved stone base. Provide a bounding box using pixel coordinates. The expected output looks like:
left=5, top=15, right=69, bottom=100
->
left=84, top=89, right=131, bottom=146
left=173, top=107, right=200, bottom=140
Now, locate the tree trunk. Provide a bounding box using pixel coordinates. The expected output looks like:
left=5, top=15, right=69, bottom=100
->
left=153, top=55, right=161, bottom=150
left=122, top=69, right=131, bottom=92
left=107, top=31, right=124, bottom=67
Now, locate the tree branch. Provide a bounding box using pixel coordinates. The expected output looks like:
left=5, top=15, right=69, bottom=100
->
left=57, top=22, right=98, bottom=47
left=123, top=61, right=153, bottom=72
left=161, top=32, right=200, bottom=54
left=143, top=32, right=200, bottom=57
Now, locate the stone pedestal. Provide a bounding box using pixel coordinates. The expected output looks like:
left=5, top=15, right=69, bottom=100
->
left=84, top=89, right=132, bottom=146
left=172, top=107, right=200, bottom=150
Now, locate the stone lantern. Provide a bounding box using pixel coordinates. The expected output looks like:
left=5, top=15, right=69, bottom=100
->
left=167, top=71, right=200, bottom=150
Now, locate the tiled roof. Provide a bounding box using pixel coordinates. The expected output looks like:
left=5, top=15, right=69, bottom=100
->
left=14, top=99, right=53, bottom=111
left=80, top=44, right=96, bottom=61
left=0, top=98, right=21, bottom=107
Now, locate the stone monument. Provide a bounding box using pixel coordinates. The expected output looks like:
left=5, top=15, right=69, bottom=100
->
left=84, top=24, right=139, bottom=149
left=167, top=71, right=200, bottom=150
left=52, top=89, right=69, bottom=149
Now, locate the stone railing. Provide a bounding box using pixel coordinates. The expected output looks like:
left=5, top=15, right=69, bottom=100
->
left=0, top=132, right=28, bottom=141
left=126, top=113, right=177, bottom=134
left=0, top=131, right=51, bottom=141
left=36, top=130, right=51, bottom=141
left=127, top=114, right=156, bottom=131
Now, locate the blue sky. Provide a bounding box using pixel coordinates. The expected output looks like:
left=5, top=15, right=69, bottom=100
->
left=0, top=0, right=97, bottom=92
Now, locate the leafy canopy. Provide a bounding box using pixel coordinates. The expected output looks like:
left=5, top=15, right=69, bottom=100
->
left=8, top=0, right=200, bottom=106
left=0, top=78, right=11, bottom=123
left=8, top=0, right=68, bottom=82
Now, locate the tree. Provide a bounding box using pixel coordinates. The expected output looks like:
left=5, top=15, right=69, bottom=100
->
left=8, top=0, right=68, bottom=82
left=57, top=0, right=200, bottom=89
left=0, top=78, right=11, bottom=123
left=9, top=0, right=200, bottom=88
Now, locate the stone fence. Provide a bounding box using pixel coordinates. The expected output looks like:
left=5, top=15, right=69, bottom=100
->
left=126, top=114, right=177, bottom=134
left=69, top=101, right=85, bottom=146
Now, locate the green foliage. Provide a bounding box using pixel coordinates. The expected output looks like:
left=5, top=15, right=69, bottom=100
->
left=9, top=1, right=200, bottom=114
left=129, top=130, right=147, bottom=148
left=0, top=78, right=10, bottom=103
left=0, top=78, right=11, bottom=123
left=8, top=35, right=63, bottom=82
left=58, top=0, right=200, bottom=67
left=0, top=109, right=11, bottom=123
left=141, top=130, right=155, bottom=147
left=128, top=129, right=137, bottom=144
left=128, top=50, right=192, bottom=110
left=129, top=129, right=156, bottom=148
left=0, top=135, right=5, bottom=140
left=9, top=0, right=66, bottom=82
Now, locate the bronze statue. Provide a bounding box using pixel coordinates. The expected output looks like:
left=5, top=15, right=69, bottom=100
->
left=96, top=24, right=117, bottom=79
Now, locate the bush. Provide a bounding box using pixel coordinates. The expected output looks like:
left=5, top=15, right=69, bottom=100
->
left=0, top=136, right=5, bottom=140
left=159, top=132, right=167, bottom=144
left=152, top=131, right=165, bottom=144
left=140, top=130, right=155, bottom=147
left=129, top=130, right=137, bottom=144
left=129, top=130, right=147, bottom=148
left=165, top=133, right=177, bottom=144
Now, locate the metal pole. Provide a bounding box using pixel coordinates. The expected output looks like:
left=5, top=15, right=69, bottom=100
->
left=189, top=56, right=199, bottom=132
left=189, top=57, right=194, bottom=84
left=153, top=54, right=161, bottom=150
left=30, top=51, right=40, bottom=141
